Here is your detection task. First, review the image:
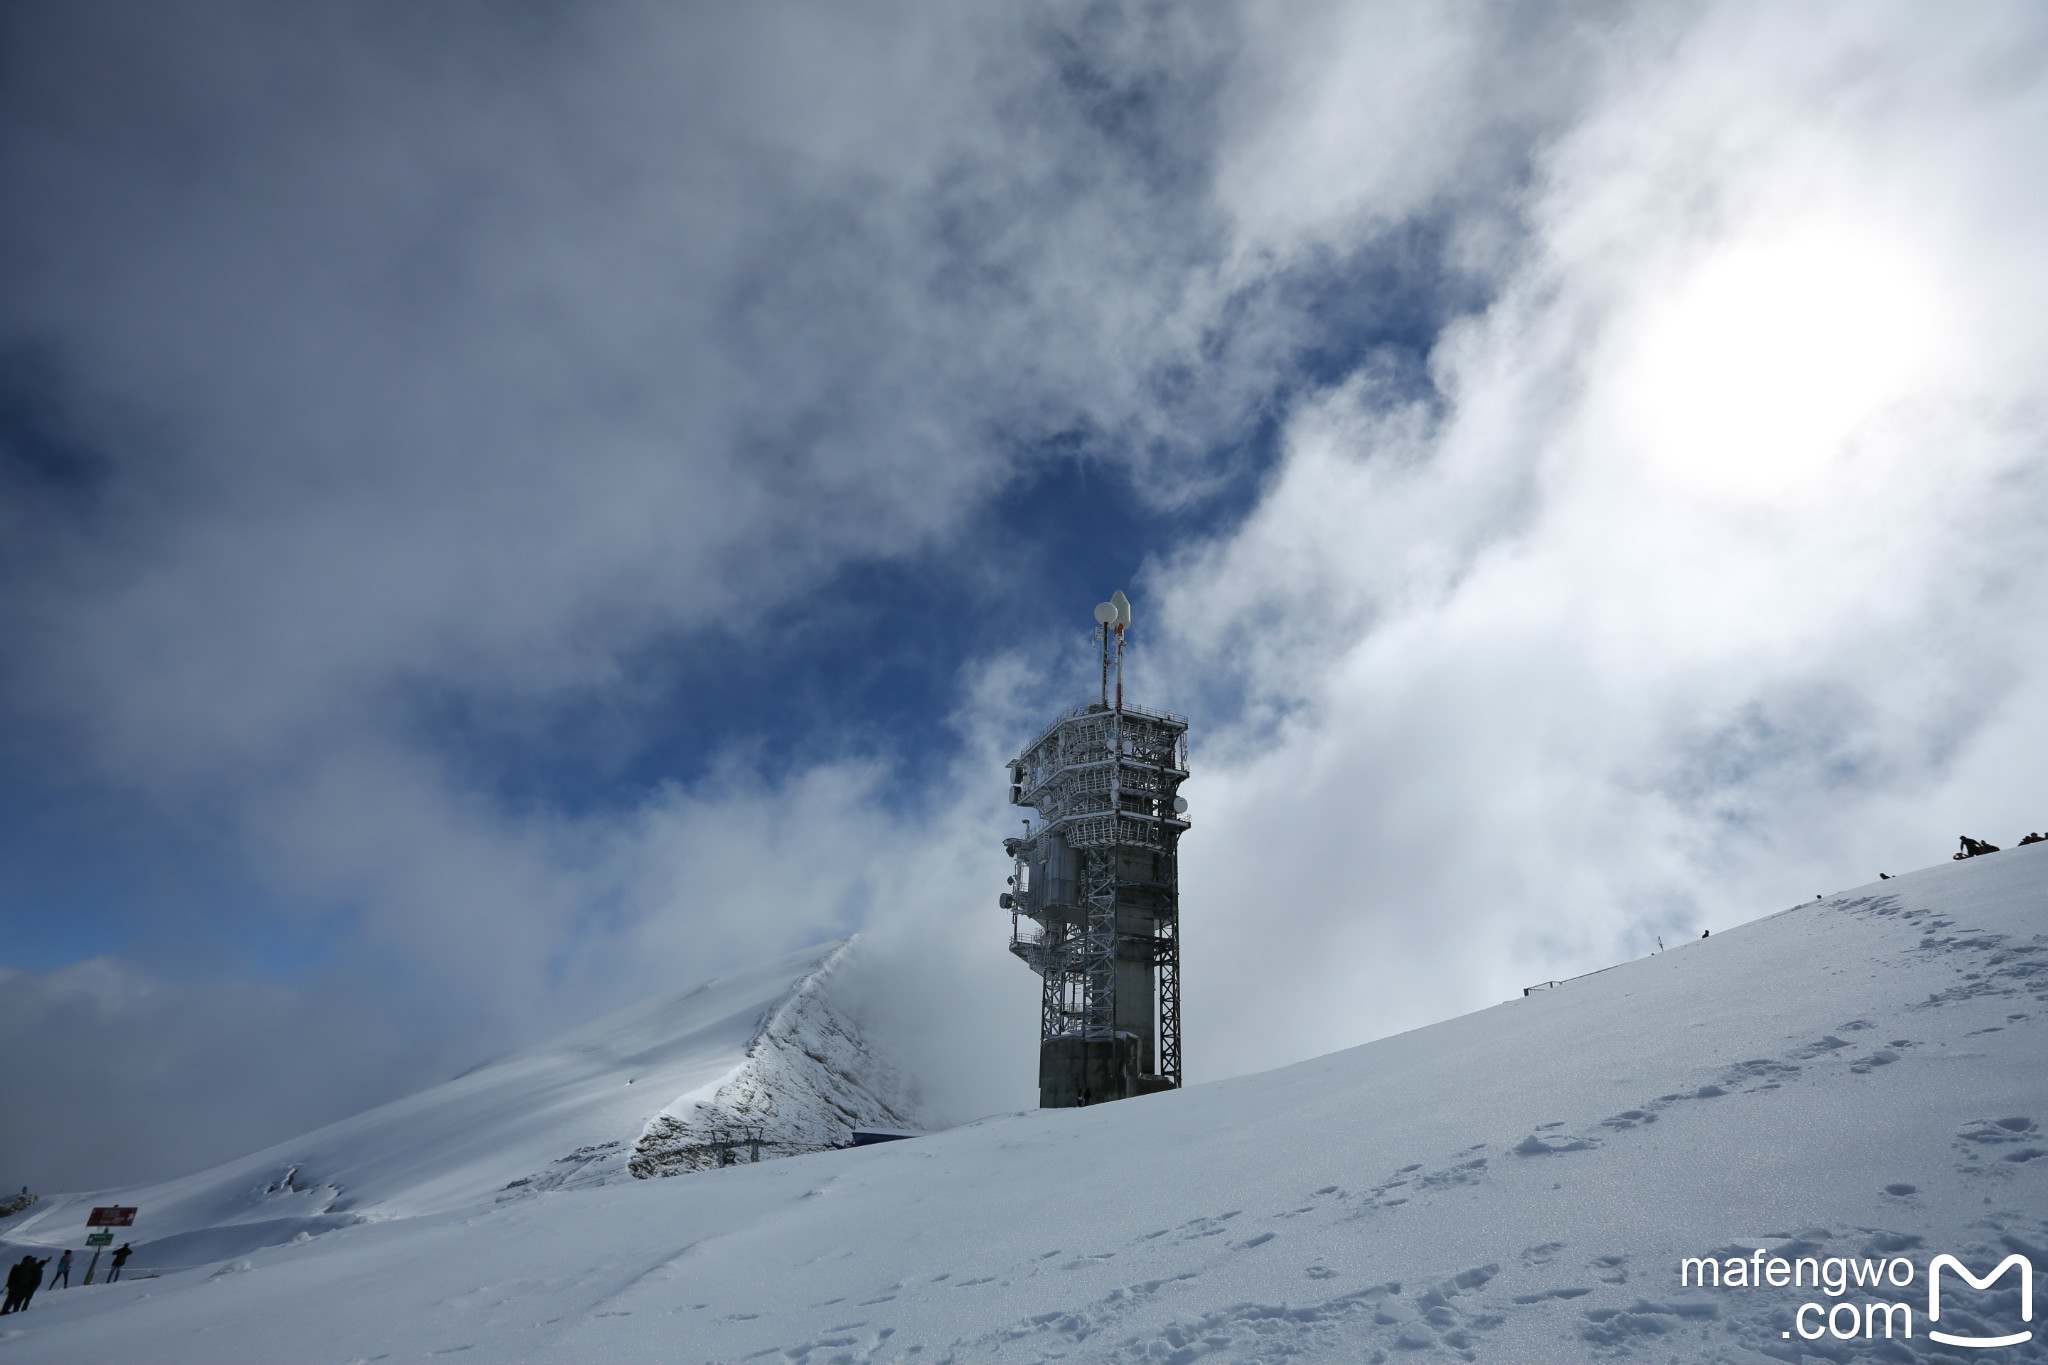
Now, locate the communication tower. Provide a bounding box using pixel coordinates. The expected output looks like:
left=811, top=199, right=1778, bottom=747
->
left=1001, top=591, right=1189, bottom=1107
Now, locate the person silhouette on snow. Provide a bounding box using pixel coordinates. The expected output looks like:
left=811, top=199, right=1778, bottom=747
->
left=18, top=1255, right=48, bottom=1308
left=2, top=1256, right=48, bottom=1313
left=46, top=1249, right=71, bottom=1289
left=107, top=1242, right=131, bottom=1283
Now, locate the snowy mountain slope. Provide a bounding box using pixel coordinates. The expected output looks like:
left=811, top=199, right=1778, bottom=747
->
left=2, top=935, right=919, bottom=1270
left=3, top=848, right=2043, bottom=1364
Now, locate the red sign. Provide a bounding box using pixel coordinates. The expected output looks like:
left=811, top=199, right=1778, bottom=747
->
left=86, top=1206, right=136, bottom=1228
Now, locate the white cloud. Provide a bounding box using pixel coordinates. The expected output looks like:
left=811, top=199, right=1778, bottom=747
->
left=1153, top=0, right=2048, bottom=1079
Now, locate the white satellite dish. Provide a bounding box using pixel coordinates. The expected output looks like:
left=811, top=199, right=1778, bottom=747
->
left=1110, top=590, right=1131, bottom=628
left=1093, top=602, right=1118, bottom=624
left=1172, top=795, right=1188, bottom=813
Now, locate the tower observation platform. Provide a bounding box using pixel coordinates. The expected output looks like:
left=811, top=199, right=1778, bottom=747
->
left=1001, top=591, right=1189, bottom=1108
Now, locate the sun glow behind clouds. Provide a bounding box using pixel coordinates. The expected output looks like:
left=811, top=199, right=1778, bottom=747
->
left=1617, top=224, right=1949, bottom=497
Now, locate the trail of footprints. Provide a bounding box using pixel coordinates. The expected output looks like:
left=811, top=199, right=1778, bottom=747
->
left=736, top=1178, right=2048, bottom=1365
left=722, top=893, right=2045, bottom=1363
left=727, top=1160, right=2043, bottom=1363
left=930, top=1178, right=2046, bottom=1364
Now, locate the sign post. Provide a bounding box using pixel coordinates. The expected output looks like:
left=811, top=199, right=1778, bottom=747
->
left=82, top=1206, right=137, bottom=1285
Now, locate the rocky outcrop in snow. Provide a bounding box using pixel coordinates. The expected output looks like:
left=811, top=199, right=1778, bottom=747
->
left=629, top=939, right=920, bottom=1176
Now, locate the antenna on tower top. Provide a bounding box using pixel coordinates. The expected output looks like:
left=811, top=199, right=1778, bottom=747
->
left=1109, top=591, right=1130, bottom=710
left=1093, top=598, right=1117, bottom=707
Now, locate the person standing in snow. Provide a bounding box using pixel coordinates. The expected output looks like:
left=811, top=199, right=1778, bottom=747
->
left=2, top=1255, right=48, bottom=1312
left=16, top=1256, right=48, bottom=1309
left=107, top=1242, right=132, bottom=1283
left=46, top=1249, right=71, bottom=1289
left=0, top=1257, right=29, bottom=1313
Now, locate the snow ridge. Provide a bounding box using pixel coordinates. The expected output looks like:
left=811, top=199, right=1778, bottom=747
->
left=0, top=934, right=920, bottom=1270
left=629, top=938, right=919, bottom=1176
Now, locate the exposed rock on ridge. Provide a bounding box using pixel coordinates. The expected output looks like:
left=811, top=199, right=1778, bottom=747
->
left=629, top=939, right=919, bottom=1176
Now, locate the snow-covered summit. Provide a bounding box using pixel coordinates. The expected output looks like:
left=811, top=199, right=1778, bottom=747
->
left=2, top=935, right=920, bottom=1270
left=3, top=849, right=2043, bottom=1363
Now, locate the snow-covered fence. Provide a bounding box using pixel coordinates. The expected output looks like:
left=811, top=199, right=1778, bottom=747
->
left=1522, top=960, right=1625, bottom=996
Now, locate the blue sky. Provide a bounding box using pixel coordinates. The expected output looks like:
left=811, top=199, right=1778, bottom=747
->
left=3, top=0, right=2046, bottom=1193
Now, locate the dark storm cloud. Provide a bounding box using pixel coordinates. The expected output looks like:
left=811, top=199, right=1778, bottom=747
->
left=0, top=2, right=1237, bottom=764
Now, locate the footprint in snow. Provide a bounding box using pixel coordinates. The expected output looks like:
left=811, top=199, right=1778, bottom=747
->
left=1722, top=1057, right=1801, bottom=1086
left=1511, top=1287, right=1593, bottom=1303
left=1956, top=1116, right=2039, bottom=1168
left=1394, top=1322, right=1436, bottom=1349
left=1419, top=1157, right=1488, bottom=1188
left=1793, top=1035, right=1853, bottom=1059
left=1514, top=1134, right=1595, bottom=1156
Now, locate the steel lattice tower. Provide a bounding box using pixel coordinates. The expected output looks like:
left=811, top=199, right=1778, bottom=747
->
left=1001, top=592, right=1189, bottom=1107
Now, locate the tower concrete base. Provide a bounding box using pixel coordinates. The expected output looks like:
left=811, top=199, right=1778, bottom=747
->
left=1038, top=1035, right=1172, bottom=1107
